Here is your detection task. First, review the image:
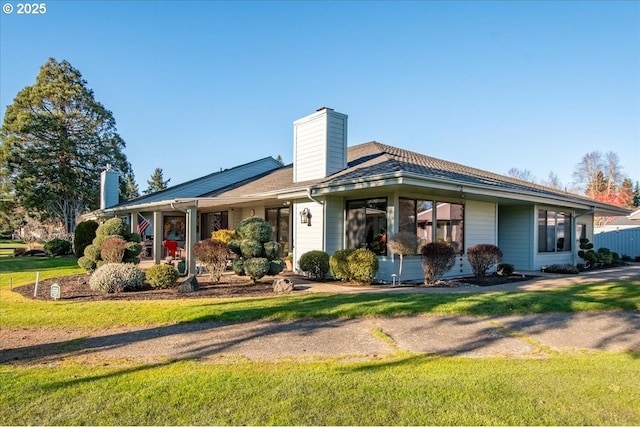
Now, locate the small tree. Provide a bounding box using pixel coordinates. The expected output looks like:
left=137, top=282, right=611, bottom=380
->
left=386, top=231, right=419, bottom=281
left=193, top=239, right=229, bottom=282
left=421, top=242, right=456, bottom=284
left=467, top=244, right=502, bottom=278
left=228, top=217, right=283, bottom=284
left=74, top=220, right=98, bottom=257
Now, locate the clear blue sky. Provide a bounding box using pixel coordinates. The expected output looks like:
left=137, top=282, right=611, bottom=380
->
left=2, top=1, right=639, bottom=192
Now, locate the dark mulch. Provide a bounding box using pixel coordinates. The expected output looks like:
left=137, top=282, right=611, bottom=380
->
left=12, top=272, right=533, bottom=302
left=13, top=273, right=290, bottom=302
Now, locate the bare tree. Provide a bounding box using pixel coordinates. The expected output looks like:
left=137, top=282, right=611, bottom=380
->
left=507, top=168, right=536, bottom=183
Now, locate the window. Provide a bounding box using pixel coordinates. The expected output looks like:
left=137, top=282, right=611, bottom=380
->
left=538, top=210, right=571, bottom=252
left=399, top=198, right=464, bottom=254
left=346, top=198, right=387, bottom=254
left=266, top=207, right=290, bottom=254
left=201, top=211, right=228, bottom=239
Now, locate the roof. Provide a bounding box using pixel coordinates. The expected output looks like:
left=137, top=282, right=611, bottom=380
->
left=114, top=157, right=283, bottom=208
left=211, top=142, right=630, bottom=216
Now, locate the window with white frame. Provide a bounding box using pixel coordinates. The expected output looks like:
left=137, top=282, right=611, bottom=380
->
left=538, top=210, right=572, bottom=252
left=399, top=198, right=464, bottom=254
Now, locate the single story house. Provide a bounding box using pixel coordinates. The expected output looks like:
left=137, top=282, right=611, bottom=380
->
left=85, top=107, right=630, bottom=282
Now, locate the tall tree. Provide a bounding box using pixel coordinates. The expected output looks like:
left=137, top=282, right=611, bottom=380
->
left=572, top=150, right=628, bottom=206
left=0, top=58, right=131, bottom=234
left=542, top=171, right=562, bottom=190
left=120, top=173, right=139, bottom=201
left=144, top=167, right=170, bottom=194
left=633, top=181, right=640, bottom=208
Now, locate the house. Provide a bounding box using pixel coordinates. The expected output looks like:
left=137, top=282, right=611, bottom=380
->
left=86, top=107, right=630, bottom=281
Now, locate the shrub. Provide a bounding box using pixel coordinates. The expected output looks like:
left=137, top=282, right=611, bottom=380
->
left=243, top=257, right=271, bottom=281
left=496, top=263, right=514, bottom=276
left=268, top=258, right=285, bottom=275
left=544, top=264, right=579, bottom=274
left=44, top=238, right=72, bottom=256
left=467, top=244, right=502, bottom=278
left=330, top=249, right=356, bottom=281
left=193, top=239, right=229, bottom=282
left=211, top=229, right=235, bottom=244
left=421, top=242, right=456, bottom=284
left=89, top=263, right=145, bottom=293
left=100, top=237, right=127, bottom=263
left=73, top=220, right=98, bottom=257
left=78, top=218, right=142, bottom=272
left=578, top=238, right=596, bottom=267
left=347, top=248, right=379, bottom=284
left=146, top=264, right=179, bottom=289
left=299, top=250, right=330, bottom=280
left=386, top=231, right=419, bottom=278
left=229, top=217, right=283, bottom=284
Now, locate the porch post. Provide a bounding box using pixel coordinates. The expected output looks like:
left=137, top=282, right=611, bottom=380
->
left=186, top=205, right=198, bottom=275
left=130, top=212, right=138, bottom=235
left=153, top=211, right=163, bottom=264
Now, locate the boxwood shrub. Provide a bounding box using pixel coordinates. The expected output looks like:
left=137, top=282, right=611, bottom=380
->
left=145, top=264, right=179, bottom=289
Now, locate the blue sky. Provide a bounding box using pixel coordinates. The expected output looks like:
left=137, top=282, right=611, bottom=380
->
left=1, top=1, right=639, bottom=192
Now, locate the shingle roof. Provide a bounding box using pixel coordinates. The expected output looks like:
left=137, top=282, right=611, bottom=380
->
left=214, top=142, right=617, bottom=211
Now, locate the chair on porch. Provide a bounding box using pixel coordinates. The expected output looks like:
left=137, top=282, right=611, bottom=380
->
left=163, top=240, right=178, bottom=260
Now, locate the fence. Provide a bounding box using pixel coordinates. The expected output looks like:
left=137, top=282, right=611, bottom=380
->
left=593, top=227, right=640, bottom=258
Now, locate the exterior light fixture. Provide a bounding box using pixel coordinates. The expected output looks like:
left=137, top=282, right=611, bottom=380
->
left=300, top=208, right=312, bottom=226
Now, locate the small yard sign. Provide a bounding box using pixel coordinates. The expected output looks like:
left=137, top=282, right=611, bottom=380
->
left=50, top=283, right=61, bottom=300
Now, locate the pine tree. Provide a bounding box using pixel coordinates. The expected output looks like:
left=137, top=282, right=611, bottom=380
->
left=120, top=173, right=139, bottom=201
left=0, top=58, right=130, bottom=234
left=144, top=167, right=170, bottom=194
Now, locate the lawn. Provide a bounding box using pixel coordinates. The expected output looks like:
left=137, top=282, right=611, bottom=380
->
left=2, top=246, right=639, bottom=425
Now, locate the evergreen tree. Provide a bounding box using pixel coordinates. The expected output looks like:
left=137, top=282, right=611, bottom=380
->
left=0, top=58, right=130, bottom=234
left=144, top=167, right=170, bottom=194
left=633, top=181, right=640, bottom=208
left=120, top=173, right=139, bottom=201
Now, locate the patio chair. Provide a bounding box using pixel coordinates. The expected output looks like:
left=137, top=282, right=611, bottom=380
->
left=163, top=240, right=178, bottom=259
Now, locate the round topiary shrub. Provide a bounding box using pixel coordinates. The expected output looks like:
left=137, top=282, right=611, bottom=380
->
left=78, top=218, right=142, bottom=272
left=421, top=242, right=456, bottom=284
left=299, top=250, right=330, bottom=280
left=268, top=258, right=285, bottom=275
left=145, top=264, right=179, bottom=289
left=347, top=248, right=379, bottom=284
left=263, top=241, right=281, bottom=260
left=100, top=237, right=127, bottom=263
left=242, top=257, right=270, bottom=281
left=330, top=248, right=356, bottom=281
left=235, top=217, right=272, bottom=242
left=97, top=217, right=129, bottom=238
left=44, top=238, right=72, bottom=256
left=89, top=263, right=145, bottom=293
left=74, top=220, right=99, bottom=257
left=467, top=244, right=502, bottom=278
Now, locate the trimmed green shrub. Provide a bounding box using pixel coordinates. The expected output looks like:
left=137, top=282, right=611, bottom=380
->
left=44, top=238, right=72, bottom=256
left=89, top=263, right=145, bottom=293
left=330, top=249, right=356, bottom=281
left=347, top=248, right=379, bottom=285
left=497, top=263, right=515, bottom=276
left=268, top=258, right=285, bottom=275
left=100, top=237, right=127, bottom=263
left=421, top=242, right=456, bottom=284
left=243, top=258, right=271, bottom=281
left=73, top=220, right=98, bottom=257
left=229, top=217, right=283, bottom=283
left=299, top=250, right=330, bottom=280
left=467, top=244, right=503, bottom=278
left=578, top=238, right=596, bottom=267
left=145, top=264, right=179, bottom=289
left=193, top=239, right=229, bottom=282
left=79, top=218, right=142, bottom=272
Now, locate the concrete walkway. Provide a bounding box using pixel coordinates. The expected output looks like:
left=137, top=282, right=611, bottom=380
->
left=1, top=265, right=638, bottom=364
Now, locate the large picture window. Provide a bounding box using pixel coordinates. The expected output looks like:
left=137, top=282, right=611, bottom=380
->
left=538, top=210, right=571, bottom=252
left=346, top=198, right=387, bottom=254
left=399, top=198, right=464, bottom=254
left=201, top=211, right=228, bottom=240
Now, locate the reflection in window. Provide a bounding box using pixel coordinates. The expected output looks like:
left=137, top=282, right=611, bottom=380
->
left=399, top=198, right=464, bottom=254
left=346, top=198, right=387, bottom=255
left=538, top=210, right=571, bottom=252
left=266, top=207, right=290, bottom=255
left=201, top=211, right=228, bottom=239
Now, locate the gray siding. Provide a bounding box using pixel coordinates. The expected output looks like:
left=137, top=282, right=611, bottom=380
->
left=498, top=205, right=533, bottom=270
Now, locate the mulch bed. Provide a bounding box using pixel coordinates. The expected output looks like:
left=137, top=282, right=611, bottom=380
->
left=12, top=271, right=533, bottom=302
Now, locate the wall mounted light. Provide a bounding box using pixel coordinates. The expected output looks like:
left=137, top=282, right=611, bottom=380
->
left=300, top=208, right=312, bottom=226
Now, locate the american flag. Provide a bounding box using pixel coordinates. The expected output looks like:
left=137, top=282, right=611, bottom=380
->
left=137, top=213, right=150, bottom=236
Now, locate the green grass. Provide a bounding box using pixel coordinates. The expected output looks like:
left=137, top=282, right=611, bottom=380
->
left=1, top=353, right=638, bottom=425
left=1, top=247, right=639, bottom=425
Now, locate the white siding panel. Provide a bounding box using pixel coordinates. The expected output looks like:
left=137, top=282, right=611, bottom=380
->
left=324, top=196, right=344, bottom=255
left=292, top=200, right=325, bottom=274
